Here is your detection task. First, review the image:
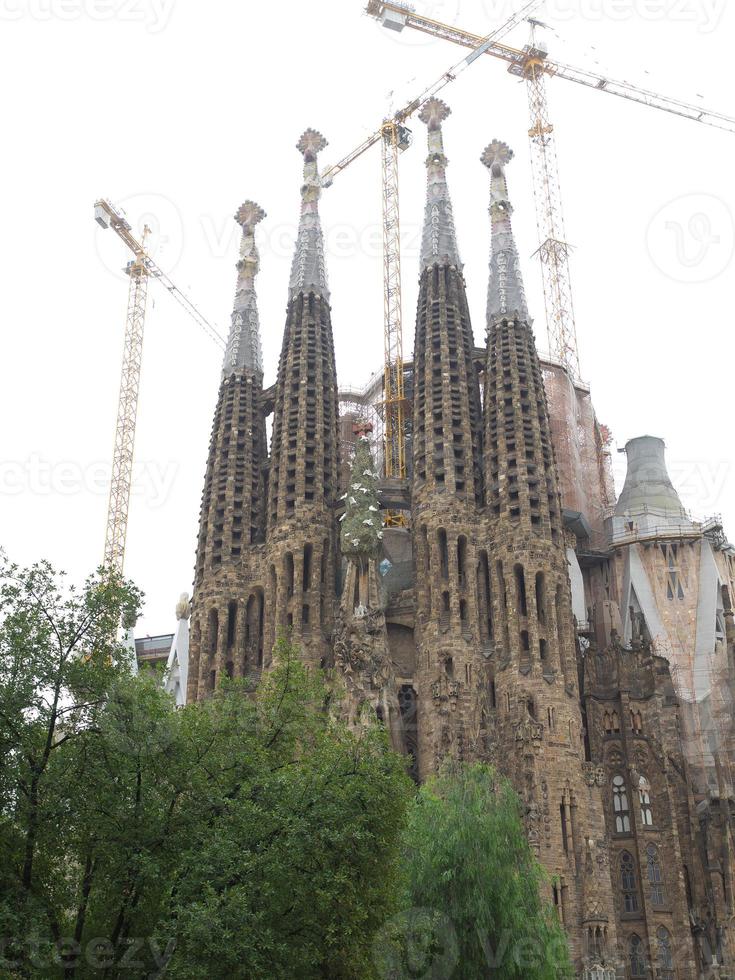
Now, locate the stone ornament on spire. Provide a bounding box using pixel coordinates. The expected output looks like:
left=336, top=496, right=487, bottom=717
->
left=482, top=140, right=530, bottom=328
left=289, top=128, right=330, bottom=301
left=419, top=98, right=461, bottom=270
left=224, top=199, right=266, bottom=377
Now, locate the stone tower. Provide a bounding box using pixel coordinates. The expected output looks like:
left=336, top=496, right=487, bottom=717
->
left=263, top=130, right=340, bottom=666
left=187, top=202, right=269, bottom=699
left=480, top=141, right=619, bottom=972
left=410, top=99, right=485, bottom=779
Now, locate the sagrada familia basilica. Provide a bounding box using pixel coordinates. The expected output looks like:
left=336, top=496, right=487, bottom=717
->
left=180, top=99, right=735, bottom=978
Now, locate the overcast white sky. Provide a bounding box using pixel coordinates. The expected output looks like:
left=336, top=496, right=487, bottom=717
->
left=0, top=0, right=732, bottom=635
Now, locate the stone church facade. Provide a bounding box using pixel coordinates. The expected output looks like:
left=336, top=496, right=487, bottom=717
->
left=186, top=101, right=735, bottom=978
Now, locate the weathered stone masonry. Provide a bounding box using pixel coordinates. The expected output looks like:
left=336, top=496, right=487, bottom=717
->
left=187, top=110, right=735, bottom=978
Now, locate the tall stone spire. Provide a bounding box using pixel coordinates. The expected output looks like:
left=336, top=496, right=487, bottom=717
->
left=481, top=141, right=529, bottom=328
left=188, top=200, right=270, bottom=702
left=479, top=141, right=616, bottom=961
left=411, top=98, right=482, bottom=509
left=410, top=99, right=484, bottom=781
left=264, top=129, right=340, bottom=667
left=223, top=201, right=265, bottom=377
left=288, top=129, right=329, bottom=301
left=419, top=98, right=461, bottom=270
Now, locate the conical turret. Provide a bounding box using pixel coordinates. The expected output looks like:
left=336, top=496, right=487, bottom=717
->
left=223, top=201, right=265, bottom=376
left=482, top=140, right=529, bottom=328
left=411, top=99, right=482, bottom=507
left=419, top=98, right=461, bottom=270
left=288, top=129, right=330, bottom=301
left=615, top=436, right=687, bottom=519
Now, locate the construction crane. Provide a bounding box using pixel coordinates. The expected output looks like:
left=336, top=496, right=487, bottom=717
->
left=367, top=0, right=735, bottom=380
left=94, top=198, right=225, bottom=576
left=321, top=0, right=544, bottom=503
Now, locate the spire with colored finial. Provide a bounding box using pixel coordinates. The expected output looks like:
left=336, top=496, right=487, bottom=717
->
left=224, top=200, right=265, bottom=377
left=289, top=129, right=330, bottom=301
left=481, top=141, right=529, bottom=328
left=418, top=98, right=461, bottom=270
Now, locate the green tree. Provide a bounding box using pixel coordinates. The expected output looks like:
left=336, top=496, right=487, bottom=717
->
left=0, top=556, right=143, bottom=971
left=162, top=636, right=413, bottom=980
left=0, top=558, right=411, bottom=979
left=378, top=762, right=572, bottom=980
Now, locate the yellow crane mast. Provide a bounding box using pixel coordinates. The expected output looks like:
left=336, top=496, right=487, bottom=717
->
left=94, top=199, right=225, bottom=577
left=321, top=0, right=544, bottom=493
left=367, top=0, right=735, bottom=380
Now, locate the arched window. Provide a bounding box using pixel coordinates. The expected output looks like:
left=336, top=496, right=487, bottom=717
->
left=629, top=934, right=647, bottom=977
left=604, top=711, right=613, bottom=734
left=620, top=850, right=639, bottom=913
left=613, top=776, right=631, bottom=833
left=514, top=564, right=528, bottom=616
left=457, top=536, right=468, bottom=588
left=611, top=710, right=620, bottom=733
left=535, top=571, right=546, bottom=624
left=647, top=844, right=666, bottom=906
left=639, top=776, right=653, bottom=826
left=657, top=926, right=674, bottom=980
left=631, top=709, right=643, bottom=734
left=438, top=529, right=449, bottom=580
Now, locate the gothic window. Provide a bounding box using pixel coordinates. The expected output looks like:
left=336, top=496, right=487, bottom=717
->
left=208, top=608, right=219, bottom=656
left=631, top=710, right=643, bottom=734
left=438, top=528, right=449, bottom=580
left=620, top=850, right=639, bottom=913
left=535, top=571, right=546, bottom=623
left=457, top=536, right=468, bottom=589
left=661, top=543, right=685, bottom=600
left=285, top=552, right=295, bottom=597
left=302, top=543, right=313, bottom=591
left=514, top=564, right=528, bottom=616
left=613, top=776, right=631, bottom=833
left=657, top=926, right=674, bottom=979
left=611, top=710, right=620, bottom=733
left=226, top=601, right=237, bottom=650
left=629, top=934, right=647, bottom=977
left=647, top=844, right=666, bottom=906
left=604, top=711, right=613, bottom=734
left=639, top=777, right=654, bottom=826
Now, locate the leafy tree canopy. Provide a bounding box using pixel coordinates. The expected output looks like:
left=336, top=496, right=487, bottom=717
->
left=374, top=762, right=573, bottom=980
left=0, top=555, right=411, bottom=980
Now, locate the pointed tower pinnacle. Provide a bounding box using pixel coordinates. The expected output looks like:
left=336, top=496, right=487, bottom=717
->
left=289, top=129, right=330, bottom=301
left=419, top=98, right=461, bottom=269
left=224, top=200, right=266, bottom=377
left=481, top=141, right=529, bottom=327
